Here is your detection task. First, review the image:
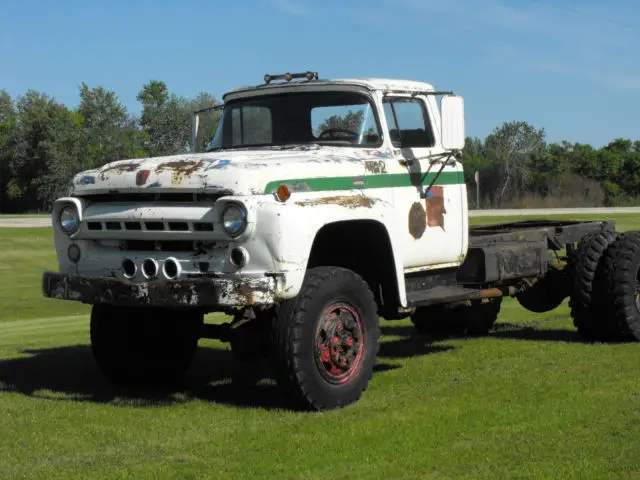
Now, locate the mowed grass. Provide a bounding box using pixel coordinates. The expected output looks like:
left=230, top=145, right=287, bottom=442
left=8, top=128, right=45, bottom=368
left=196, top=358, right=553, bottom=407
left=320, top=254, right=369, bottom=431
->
left=1, top=215, right=640, bottom=478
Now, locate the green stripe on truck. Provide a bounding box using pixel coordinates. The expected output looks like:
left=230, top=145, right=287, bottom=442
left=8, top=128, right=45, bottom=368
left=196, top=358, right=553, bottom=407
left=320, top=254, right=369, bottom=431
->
left=264, top=171, right=464, bottom=194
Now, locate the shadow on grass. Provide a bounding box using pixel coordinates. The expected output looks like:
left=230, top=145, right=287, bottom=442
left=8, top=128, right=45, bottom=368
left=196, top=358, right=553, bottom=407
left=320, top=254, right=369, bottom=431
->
left=381, top=321, right=590, bottom=344
left=0, top=344, right=403, bottom=410
left=489, top=322, right=587, bottom=343
left=378, top=335, right=454, bottom=358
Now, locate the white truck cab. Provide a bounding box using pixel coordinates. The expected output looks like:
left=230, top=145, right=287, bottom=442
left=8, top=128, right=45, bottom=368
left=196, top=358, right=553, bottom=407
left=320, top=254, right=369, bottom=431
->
left=46, top=73, right=467, bottom=312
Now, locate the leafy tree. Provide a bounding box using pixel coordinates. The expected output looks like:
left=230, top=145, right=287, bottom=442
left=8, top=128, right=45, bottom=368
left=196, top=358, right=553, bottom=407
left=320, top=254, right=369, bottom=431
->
left=9, top=90, right=84, bottom=211
left=137, top=81, right=220, bottom=156
left=484, top=121, right=546, bottom=206
left=316, top=110, right=365, bottom=136
left=77, top=82, right=146, bottom=169
left=0, top=90, right=17, bottom=211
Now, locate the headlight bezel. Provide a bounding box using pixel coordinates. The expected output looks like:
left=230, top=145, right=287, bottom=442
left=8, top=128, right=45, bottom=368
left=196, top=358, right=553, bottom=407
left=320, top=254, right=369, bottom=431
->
left=221, top=203, right=248, bottom=237
left=59, top=205, right=80, bottom=236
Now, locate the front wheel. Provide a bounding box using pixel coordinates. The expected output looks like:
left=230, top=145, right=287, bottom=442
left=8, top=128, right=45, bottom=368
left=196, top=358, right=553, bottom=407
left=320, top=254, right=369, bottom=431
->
left=271, top=267, right=380, bottom=411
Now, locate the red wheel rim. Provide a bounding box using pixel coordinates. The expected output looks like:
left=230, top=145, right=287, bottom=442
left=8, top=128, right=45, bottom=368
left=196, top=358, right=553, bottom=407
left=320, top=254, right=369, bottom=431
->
left=314, top=303, right=365, bottom=385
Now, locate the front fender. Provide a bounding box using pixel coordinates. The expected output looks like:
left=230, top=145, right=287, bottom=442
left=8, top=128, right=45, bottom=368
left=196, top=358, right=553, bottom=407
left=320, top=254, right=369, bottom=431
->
left=253, top=192, right=407, bottom=305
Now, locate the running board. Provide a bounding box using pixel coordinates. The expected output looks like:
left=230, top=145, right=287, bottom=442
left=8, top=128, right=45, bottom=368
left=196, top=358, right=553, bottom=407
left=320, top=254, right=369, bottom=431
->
left=406, top=285, right=518, bottom=308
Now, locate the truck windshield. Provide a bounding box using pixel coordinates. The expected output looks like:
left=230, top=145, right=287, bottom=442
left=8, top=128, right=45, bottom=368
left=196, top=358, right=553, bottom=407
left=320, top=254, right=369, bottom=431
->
left=206, top=91, right=382, bottom=151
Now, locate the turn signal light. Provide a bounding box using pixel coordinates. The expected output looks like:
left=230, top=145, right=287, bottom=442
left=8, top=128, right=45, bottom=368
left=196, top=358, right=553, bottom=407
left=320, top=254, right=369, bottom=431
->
left=275, top=184, right=291, bottom=202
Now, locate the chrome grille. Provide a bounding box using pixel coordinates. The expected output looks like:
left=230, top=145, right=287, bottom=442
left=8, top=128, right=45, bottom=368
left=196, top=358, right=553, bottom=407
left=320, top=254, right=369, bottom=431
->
left=85, top=220, right=215, bottom=232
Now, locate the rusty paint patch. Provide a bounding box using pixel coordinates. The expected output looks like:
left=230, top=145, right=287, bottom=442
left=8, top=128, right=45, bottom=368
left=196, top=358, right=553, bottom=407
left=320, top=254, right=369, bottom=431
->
left=364, top=160, right=387, bottom=174
left=155, top=160, right=204, bottom=185
left=234, top=283, right=257, bottom=305
left=295, top=195, right=376, bottom=209
left=408, top=202, right=427, bottom=239
left=426, top=186, right=446, bottom=230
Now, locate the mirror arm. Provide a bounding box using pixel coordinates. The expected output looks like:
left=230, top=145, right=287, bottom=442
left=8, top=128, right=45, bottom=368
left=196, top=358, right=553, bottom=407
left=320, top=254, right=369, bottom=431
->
left=420, top=151, right=458, bottom=199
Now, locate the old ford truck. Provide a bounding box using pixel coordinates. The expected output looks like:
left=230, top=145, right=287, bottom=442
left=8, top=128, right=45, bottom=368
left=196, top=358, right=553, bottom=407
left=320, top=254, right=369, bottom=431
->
left=42, top=71, right=640, bottom=410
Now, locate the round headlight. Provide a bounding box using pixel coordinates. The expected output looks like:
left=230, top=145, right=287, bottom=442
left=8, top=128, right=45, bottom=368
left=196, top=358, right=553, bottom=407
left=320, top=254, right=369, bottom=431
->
left=59, top=206, right=79, bottom=235
left=222, top=204, right=247, bottom=237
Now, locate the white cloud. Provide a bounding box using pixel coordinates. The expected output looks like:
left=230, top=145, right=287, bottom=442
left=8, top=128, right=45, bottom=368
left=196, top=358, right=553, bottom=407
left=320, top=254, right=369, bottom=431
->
left=272, top=0, right=311, bottom=17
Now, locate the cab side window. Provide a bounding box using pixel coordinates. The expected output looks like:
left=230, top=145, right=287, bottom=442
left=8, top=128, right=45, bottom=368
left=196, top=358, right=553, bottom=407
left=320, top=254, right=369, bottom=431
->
left=383, top=97, right=435, bottom=148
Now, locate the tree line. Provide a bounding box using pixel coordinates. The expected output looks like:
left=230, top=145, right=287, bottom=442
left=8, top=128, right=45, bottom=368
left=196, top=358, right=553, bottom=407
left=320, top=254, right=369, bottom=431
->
left=0, top=81, right=220, bottom=213
left=462, top=121, right=640, bottom=209
left=0, top=82, right=638, bottom=213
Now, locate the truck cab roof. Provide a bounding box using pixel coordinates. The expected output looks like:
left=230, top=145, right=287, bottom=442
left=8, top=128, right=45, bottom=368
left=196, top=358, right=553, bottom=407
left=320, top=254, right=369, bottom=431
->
left=223, top=76, right=436, bottom=101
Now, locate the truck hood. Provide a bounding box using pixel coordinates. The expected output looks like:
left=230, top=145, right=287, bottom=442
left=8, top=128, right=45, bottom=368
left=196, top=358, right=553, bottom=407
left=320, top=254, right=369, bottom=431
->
left=70, top=145, right=392, bottom=197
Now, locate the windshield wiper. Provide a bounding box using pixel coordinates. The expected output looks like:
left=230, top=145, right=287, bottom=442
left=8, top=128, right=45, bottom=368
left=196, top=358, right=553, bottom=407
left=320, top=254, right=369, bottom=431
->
left=273, top=143, right=320, bottom=150
left=205, top=142, right=321, bottom=153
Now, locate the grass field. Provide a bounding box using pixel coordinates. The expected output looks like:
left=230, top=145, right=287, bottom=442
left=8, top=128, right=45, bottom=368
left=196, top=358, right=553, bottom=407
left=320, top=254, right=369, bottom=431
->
left=1, top=215, right=640, bottom=478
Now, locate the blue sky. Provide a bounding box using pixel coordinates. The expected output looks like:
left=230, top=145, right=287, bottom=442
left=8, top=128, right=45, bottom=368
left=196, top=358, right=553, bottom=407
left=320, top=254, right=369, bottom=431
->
left=1, top=0, right=638, bottom=147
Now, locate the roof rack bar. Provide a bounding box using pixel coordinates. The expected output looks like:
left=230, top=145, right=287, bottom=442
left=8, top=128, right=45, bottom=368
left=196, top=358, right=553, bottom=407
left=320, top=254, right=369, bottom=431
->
left=193, top=103, right=225, bottom=115
left=382, top=90, right=454, bottom=97
left=263, top=71, right=319, bottom=85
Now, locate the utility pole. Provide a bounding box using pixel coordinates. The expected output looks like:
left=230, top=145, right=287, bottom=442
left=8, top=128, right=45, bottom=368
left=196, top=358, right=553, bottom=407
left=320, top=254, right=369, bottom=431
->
left=474, top=171, right=480, bottom=209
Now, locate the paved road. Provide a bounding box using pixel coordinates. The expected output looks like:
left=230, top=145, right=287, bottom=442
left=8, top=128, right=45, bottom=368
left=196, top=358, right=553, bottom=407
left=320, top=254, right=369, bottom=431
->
left=0, top=217, right=50, bottom=228
left=468, top=207, right=640, bottom=217
left=0, top=207, right=638, bottom=228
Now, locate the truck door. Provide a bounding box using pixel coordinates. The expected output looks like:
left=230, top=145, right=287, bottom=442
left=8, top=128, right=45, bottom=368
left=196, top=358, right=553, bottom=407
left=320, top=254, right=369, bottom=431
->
left=382, top=94, right=466, bottom=270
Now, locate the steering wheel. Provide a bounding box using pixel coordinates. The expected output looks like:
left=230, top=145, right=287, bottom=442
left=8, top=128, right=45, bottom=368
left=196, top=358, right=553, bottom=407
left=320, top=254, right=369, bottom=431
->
left=318, top=127, right=359, bottom=139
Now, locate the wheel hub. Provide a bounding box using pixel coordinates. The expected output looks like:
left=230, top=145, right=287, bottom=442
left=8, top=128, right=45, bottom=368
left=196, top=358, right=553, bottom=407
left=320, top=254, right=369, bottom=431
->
left=314, top=304, right=364, bottom=384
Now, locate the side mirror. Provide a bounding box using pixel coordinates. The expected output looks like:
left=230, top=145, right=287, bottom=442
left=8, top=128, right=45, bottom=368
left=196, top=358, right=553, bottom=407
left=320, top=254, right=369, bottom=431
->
left=440, top=95, right=465, bottom=151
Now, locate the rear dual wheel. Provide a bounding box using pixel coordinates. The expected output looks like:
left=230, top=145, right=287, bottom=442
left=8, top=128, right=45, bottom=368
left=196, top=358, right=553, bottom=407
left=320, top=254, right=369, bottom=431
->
left=570, top=229, right=640, bottom=342
left=570, top=230, right=617, bottom=341
left=599, top=231, right=640, bottom=341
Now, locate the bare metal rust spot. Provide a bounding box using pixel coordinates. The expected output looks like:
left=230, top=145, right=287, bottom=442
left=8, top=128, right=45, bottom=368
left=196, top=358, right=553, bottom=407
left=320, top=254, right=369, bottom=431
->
left=156, top=160, right=205, bottom=185
left=155, top=160, right=204, bottom=174
left=99, top=162, right=141, bottom=180
left=408, top=202, right=427, bottom=239
left=295, top=195, right=376, bottom=209
left=364, top=160, right=387, bottom=174
left=426, top=186, right=446, bottom=230
left=234, top=283, right=257, bottom=305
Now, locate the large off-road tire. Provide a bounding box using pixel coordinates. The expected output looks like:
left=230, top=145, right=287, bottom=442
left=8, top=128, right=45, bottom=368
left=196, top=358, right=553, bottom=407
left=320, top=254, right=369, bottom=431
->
left=411, top=297, right=502, bottom=337
left=90, top=305, right=203, bottom=386
left=600, top=231, right=640, bottom=342
left=271, top=266, right=380, bottom=411
left=569, top=230, right=617, bottom=341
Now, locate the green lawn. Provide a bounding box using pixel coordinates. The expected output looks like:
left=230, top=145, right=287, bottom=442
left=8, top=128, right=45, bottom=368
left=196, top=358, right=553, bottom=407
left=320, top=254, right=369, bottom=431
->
left=1, top=215, right=640, bottom=478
